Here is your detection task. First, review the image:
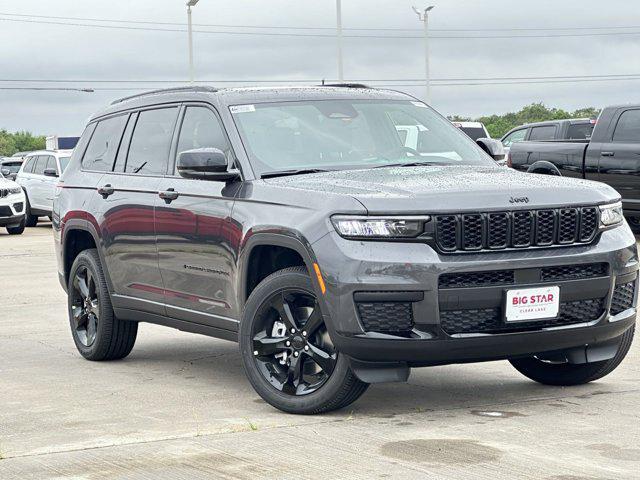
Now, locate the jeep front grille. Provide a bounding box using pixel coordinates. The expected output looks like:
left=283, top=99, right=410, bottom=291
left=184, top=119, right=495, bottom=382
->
left=434, top=207, right=599, bottom=253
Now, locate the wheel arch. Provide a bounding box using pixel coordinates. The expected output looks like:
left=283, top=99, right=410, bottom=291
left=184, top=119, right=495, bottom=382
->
left=526, top=161, right=562, bottom=176
left=62, top=220, right=113, bottom=293
left=238, top=232, right=326, bottom=311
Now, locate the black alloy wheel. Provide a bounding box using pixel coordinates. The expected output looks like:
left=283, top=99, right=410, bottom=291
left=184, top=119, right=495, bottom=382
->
left=251, top=289, right=337, bottom=396
left=70, top=265, right=100, bottom=347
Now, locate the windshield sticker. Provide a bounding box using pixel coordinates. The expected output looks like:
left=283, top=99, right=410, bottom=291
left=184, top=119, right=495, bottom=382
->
left=230, top=104, right=256, bottom=114
left=411, top=101, right=428, bottom=108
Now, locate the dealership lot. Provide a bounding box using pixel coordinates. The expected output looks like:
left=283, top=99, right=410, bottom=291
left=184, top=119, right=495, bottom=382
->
left=1, top=226, right=639, bottom=479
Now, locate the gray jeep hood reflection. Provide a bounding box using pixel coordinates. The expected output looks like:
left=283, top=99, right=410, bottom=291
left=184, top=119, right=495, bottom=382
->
left=264, top=165, right=620, bottom=213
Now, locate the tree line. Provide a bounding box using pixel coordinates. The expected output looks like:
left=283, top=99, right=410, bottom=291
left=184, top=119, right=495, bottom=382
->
left=450, top=103, right=601, bottom=139
left=0, top=130, right=45, bottom=157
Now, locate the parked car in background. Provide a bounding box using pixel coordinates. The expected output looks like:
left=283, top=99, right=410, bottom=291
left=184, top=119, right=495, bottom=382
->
left=0, top=170, right=26, bottom=234
left=16, top=150, right=72, bottom=226
left=501, top=118, right=596, bottom=154
left=1, top=157, right=25, bottom=181
left=509, top=104, right=640, bottom=229
left=452, top=121, right=491, bottom=141
left=53, top=86, right=635, bottom=415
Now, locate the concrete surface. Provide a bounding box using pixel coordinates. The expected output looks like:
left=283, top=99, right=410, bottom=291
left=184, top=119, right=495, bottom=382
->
left=0, top=225, right=639, bottom=479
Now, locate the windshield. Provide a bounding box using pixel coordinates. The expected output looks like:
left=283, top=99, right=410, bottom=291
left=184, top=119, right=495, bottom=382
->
left=231, top=100, right=493, bottom=176
left=59, top=157, right=71, bottom=172
left=1, top=162, right=22, bottom=174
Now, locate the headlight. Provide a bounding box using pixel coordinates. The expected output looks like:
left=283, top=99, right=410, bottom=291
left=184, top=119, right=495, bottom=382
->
left=599, top=201, right=623, bottom=228
left=331, top=215, right=429, bottom=239
left=9, top=187, right=22, bottom=195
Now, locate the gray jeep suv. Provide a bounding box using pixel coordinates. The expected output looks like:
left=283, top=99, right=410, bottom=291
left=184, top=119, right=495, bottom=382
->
left=53, top=86, right=636, bottom=414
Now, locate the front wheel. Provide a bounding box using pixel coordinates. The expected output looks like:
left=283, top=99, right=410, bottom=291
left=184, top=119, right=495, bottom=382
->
left=510, top=326, right=634, bottom=386
left=6, top=218, right=25, bottom=235
left=239, top=266, right=368, bottom=414
left=24, top=197, right=38, bottom=227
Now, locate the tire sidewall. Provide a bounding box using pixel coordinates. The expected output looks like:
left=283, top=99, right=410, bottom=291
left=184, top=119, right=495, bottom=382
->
left=67, top=249, right=114, bottom=360
left=239, top=268, right=353, bottom=413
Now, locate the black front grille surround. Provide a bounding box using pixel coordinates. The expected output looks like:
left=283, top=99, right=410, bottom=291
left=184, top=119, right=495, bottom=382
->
left=434, top=207, right=600, bottom=253
left=611, top=281, right=636, bottom=315
left=440, top=298, right=605, bottom=335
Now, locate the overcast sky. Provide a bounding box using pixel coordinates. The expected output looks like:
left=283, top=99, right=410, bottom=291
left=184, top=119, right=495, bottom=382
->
left=1, top=0, right=639, bottom=136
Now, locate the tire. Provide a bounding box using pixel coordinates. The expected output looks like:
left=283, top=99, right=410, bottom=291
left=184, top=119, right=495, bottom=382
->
left=6, top=219, right=25, bottom=235
left=239, top=266, right=368, bottom=414
left=510, top=325, right=635, bottom=386
left=67, top=248, right=138, bottom=361
left=626, top=217, right=640, bottom=234
left=24, top=197, right=38, bottom=227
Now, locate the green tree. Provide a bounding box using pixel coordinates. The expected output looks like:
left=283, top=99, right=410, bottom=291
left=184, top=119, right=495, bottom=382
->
left=0, top=129, right=45, bottom=156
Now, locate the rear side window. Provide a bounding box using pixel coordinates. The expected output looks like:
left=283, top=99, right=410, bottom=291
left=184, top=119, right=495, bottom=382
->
left=126, top=107, right=179, bottom=175
left=83, top=115, right=128, bottom=171
left=567, top=122, right=595, bottom=140
left=613, top=110, right=640, bottom=143
left=45, top=156, right=57, bottom=173
left=22, top=157, right=36, bottom=173
left=529, top=125, right=556, bottom=141
left=175, top=106, right=231, bottom=172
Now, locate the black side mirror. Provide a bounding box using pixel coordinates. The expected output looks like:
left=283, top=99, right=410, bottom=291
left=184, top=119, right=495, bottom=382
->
left=476, top=138, right=505, bottom=161
left=43, top=168, right=59, bottom=177
left=177, top=148, right=240, bottom=181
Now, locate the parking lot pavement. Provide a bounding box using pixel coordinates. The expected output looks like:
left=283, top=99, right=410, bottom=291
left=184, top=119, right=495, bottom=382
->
left=0, top=226, right=639, bottom=479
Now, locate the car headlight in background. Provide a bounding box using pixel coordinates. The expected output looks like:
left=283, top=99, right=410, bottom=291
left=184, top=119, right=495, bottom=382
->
left=331, top=215, right=429, bottom=239
left=9, top=187, right=22, bottom=195
left=599, top=201, right=624, bottom=228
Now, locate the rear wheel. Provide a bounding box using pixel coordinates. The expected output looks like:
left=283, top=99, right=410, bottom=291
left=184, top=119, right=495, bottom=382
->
left=24, top=197, right=38, bottom=227
left=626, top=217, right=640, bottom=234
left=68, top=249, right=138, bottom=361
left=240, top=266, right=368, bottom=414
left=510, top=326, right=634, bottom=386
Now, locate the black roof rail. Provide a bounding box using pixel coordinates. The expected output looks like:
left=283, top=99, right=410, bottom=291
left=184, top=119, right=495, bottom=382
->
left=319, top=82, right=372, bottom=89
left=110, top=86, right=219, bottom=105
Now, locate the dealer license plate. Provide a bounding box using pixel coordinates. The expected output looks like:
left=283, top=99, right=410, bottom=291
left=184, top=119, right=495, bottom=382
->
left=505, top=286, right=560, bottom=322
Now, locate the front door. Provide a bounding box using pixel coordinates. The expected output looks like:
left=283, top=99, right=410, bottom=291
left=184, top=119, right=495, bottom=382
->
left=155, top=105, right=238, bottom=330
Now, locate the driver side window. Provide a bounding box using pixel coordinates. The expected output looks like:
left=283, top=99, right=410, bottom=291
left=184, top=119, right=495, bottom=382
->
left=502, top=129, right=527, bottom=147
left=175, top=107, right=231, bottom=173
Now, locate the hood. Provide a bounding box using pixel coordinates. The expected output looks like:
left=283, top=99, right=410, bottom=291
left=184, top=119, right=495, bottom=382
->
left=264, top=165, right=620, bottom=213
left=0, top=176, right=19, bottom=188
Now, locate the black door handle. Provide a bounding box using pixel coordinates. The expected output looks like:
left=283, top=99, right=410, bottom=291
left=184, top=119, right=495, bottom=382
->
left=97, top=184, right=114, bottom=198
left=601, top=151, right=615, bottom=157
left=159, top=188, right=179, bottom=204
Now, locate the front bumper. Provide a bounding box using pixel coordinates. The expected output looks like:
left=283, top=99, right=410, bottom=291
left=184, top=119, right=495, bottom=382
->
left=0, top=195, right=25, bottom=227
left=312, top=224, right=638, bottom=366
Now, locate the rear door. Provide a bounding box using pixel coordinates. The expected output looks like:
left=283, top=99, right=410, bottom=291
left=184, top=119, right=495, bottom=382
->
left=95, top=107, right=179, bottom=314
left=598, top=108, right=640, bottom=213
left=155, top=104, right=239, bottom=328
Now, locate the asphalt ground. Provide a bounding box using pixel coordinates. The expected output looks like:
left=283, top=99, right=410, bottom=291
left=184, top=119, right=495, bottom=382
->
left=1, top=224, right=638, bottom=479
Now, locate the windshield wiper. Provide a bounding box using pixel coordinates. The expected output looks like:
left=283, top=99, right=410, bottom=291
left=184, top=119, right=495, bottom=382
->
left=373, top=161, right=446, bottom=169
left=261, top=168, right=330, bottom=179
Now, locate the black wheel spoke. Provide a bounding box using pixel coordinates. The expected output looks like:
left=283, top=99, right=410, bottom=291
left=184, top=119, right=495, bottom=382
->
left=282, top=354, right=303, bottom=395
left=71, top=266, right=99, bottom=348
left=86, top=315, right=97, bottom=344
left=303, top=308, right=323, bottom=336
left=75, top=272, right=90, bottom=299
left=306, top=344, right=336, bottom=375
left=253, top=334, right=288, bottom=356
left=274, top=294, right=298, bottom=331
left=72, top=305, right=86, bottom=327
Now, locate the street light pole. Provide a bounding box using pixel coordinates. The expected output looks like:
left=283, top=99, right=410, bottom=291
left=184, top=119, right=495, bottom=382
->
left=412, top=5, right=435, bottom=104
left=187, top=0, right=200, bottom=83
left=336, top=0, right=344, bottom=82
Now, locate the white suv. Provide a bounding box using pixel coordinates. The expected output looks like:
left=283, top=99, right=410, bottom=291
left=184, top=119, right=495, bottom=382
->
left=0, top=170, right=26, bottom=234
left=16, top=150, right=71, bottom=227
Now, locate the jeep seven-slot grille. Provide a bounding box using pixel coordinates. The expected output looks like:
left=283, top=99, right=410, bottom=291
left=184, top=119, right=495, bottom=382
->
left=435, top=207, right=599, bottom=253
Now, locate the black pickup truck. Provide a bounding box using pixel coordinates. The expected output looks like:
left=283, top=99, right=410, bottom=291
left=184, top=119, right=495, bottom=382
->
left=509, top=104, right=640, bottom=228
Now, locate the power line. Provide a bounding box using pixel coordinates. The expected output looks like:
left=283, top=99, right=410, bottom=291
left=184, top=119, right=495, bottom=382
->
left=1, top=11, right=639, bottom=33
left=2, top=16, right=640, bottom=39
left=1, top=73, right=640, bottom=84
